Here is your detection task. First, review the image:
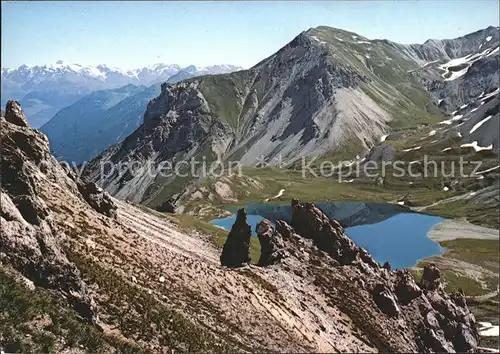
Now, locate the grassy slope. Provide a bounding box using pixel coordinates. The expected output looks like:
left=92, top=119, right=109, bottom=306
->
left=134, top=203, right=262, bottom=264
left=312, top=26, right=444, bottom=128
left=198, top=72, right=247, bottom=130
left=64, top=249, right=239, bottom=352
left=425, top=200, right=499, bottom=230
left=441, top=239, right=499, bottom=274
left=414, top=237, right=499, bottom=297
left=0, top=268, right=144, bottom=353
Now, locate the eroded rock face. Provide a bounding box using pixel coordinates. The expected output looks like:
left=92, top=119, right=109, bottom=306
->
left=221, top=199, right=479, bottom=353
left=0, top=192, right=97, bottom=325
left=371, top=283, right=401, bottom=317
left=0, top=103, right=105, bottom=323
left=394, top=269, right=422, bottom=305
left=220, top=209, right=251, bottom=267
left=256, top=219, right=287, bottom=266
left=59, top=160, right=117, bottom=219
left=290, top=199, right=376, bottom=267
left=300, top=200, right=478, bottom=352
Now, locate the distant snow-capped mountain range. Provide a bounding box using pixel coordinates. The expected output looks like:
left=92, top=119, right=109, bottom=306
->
left=1, top=61, right=243, bottom=127
left=1, top=61, right=242, bottom=86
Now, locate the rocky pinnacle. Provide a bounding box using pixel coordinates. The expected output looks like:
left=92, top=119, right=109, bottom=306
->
left=220, top=208, right=251, bottom=267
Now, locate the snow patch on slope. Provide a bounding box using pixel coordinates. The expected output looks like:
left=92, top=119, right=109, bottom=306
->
left=470, top=115, right=493, bottom=134
left=460, top=141, right=493, bottom=152
left=487, top=46, right=499, bottom=57
left=438, top=47, right=498, bottom=81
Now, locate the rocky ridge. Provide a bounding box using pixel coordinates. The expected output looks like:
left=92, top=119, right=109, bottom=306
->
left=0, top=101, right=118, bottom=325
left=40, top=66, right=247, bottom=164
left=405, top=26, right=499, bottom=114
left=221, top=199, right=480, bottom=352
left=40, top=84, right=154, bottom=164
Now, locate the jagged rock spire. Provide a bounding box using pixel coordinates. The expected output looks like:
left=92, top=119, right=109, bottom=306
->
left=290, top=198, right=377, bottom=266
left=220, top=208, right=251, bottom=267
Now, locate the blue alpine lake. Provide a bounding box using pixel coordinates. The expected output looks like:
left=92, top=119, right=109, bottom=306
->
left=343, top=213, right=444, bottom=269
left=210, top=202, right=444, bottom=269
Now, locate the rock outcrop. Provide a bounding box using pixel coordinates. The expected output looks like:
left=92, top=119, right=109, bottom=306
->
left=220, top=209, right=251, bottom=267
left=155, top=193, right=181, bottom=213
left=255, top=219, right=286, bottom=266
left=222, top=199, right=480, bottom=352
left=290, top=199, right=378, bottom=267
left=76, top=180, right=117, bottom=218
left=420, top=263, right=443, bottom=290
left=4, top=100, right=29, bottom=127
left=0, top=102, right=118, bottom=324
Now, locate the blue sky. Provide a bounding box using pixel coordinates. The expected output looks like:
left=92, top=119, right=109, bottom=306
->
left=2, top=1, right=499, bottom=69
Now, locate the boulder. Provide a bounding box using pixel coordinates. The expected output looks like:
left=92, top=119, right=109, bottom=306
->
left=76, top=180, right=117, bottom=218
left=454, top=323, right=479, bottom=353
left=371, top=283, right=400, bottom=317
left=421, top=327, right=455, bottom=353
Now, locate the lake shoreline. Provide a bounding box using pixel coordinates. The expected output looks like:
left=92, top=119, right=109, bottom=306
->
left=426, top=219, right=499, bottom=242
